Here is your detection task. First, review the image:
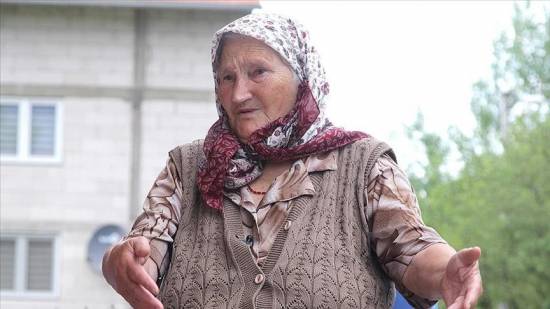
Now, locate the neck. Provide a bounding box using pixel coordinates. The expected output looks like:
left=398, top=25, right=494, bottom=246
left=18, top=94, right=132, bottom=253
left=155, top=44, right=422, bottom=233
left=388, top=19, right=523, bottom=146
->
left=249, top=160, right=293, bottom=193
left=263, top=160, right=293, bottom=178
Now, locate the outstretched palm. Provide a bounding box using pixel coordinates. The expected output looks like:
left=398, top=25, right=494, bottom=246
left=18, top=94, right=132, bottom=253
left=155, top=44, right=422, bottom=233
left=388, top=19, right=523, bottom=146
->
left=441, top=247, right=483, bottom=309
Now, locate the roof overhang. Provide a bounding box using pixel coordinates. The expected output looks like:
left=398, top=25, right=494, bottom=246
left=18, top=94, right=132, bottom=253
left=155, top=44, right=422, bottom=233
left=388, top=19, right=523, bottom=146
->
left=0, top=0, right=260, bottom=11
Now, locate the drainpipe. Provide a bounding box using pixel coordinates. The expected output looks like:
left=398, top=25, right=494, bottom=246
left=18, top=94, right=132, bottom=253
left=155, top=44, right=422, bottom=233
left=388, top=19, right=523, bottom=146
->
left=129, top=9, right=146, bottom=221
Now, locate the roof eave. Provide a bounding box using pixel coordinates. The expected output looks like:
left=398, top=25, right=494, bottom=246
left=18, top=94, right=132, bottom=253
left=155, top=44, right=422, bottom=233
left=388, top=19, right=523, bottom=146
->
left=0, top=0, right=260, bottom=11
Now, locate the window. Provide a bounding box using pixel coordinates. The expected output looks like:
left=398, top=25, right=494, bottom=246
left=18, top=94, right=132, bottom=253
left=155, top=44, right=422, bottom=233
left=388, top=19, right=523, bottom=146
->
left=0, top=235, right=59, bottom=298
left=0, top=98, right=62, bottom=163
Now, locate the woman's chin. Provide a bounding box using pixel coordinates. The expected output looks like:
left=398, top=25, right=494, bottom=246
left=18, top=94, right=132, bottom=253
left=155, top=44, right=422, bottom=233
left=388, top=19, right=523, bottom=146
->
left=235, top=131, right=251, bottom=144
left=235, top=127, right=259, bottom=144
left=237, top=136, right=249, bottom=144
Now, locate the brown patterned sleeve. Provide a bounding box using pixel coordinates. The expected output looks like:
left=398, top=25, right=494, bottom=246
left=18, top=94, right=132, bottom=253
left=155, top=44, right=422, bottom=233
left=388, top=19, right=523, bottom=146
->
left=365, top=154, right=446, bottom=308
left=125, top=157, right=183, bottom=278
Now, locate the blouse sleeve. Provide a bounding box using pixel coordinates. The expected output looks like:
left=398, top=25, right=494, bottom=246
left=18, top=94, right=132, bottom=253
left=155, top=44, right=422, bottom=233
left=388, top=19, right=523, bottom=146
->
left=364, top=154, right=446, bottom=309
left=125, top=157, right=183, bottom=278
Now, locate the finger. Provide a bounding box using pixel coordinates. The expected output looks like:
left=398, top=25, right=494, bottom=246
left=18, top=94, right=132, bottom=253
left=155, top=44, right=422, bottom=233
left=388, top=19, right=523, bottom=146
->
left=134, top=284, right=164, bottom=309
left=137, top=256, right=147, bottom=265
left=127, top=262, right=160, bottom=295
left=130, top=236, right=152, bottom=259
left=457, top=247, right=481, bottom=267
left=446, top=296, right=464, bottom=309
left=464, top=273, right=483, bottom=308
left=119, top=280, right=163, bottom=309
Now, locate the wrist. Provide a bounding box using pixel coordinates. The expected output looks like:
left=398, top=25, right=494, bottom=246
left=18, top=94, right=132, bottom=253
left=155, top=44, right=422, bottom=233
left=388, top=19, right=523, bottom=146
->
left=403, top=243, right=455, bottom=300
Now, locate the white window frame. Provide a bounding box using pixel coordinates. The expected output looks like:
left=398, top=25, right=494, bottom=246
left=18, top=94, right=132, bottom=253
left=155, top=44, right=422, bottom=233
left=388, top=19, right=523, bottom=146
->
left=0, top=233, right=61, bottom=299
left=0, top=97, right=63, bottom=164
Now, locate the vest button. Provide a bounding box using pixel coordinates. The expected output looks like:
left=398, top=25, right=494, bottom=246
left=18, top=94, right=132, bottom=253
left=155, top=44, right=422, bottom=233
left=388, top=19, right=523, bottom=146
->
left=283, top=220, right=292, bottom=231
left=245, top=234, right=254, bottom=245
left=254, top=273, right=265, bottom=284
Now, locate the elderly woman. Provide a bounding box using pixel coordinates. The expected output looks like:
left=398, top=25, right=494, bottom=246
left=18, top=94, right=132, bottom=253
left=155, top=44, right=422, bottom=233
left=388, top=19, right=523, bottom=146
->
left=102, top=13, right=482, bottom=309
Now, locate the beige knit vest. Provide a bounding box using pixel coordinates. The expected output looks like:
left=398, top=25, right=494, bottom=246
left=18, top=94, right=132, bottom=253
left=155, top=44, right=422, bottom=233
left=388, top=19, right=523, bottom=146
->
left=159, top=138, right=396, bottom=309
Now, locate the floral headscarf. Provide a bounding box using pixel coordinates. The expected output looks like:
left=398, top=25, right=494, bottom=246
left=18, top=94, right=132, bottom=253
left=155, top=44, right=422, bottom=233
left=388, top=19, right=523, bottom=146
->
left=198, top=13, right=368, bottom=210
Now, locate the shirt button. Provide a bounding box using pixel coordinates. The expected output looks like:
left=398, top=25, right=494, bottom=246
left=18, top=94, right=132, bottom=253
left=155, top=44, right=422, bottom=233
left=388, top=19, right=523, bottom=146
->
left=254, top=273, right=265, bottom=284
left=283, top=220, right=292, bottom=231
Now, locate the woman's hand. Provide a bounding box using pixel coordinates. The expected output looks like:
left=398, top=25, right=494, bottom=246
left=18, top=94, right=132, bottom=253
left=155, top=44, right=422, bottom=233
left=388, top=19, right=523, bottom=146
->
left=441, top=247, right=483, bottom=309
left=102, top=236, right=163, bottom=309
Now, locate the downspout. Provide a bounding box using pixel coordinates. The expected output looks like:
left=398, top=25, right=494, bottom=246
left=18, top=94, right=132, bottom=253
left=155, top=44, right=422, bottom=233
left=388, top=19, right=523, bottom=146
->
left=129, top=9, right=146, bottom=221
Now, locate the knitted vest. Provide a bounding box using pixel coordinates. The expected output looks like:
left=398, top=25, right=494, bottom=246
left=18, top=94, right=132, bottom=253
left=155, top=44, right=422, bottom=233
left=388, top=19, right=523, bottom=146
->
left=159, top=138, right=396, bottom=309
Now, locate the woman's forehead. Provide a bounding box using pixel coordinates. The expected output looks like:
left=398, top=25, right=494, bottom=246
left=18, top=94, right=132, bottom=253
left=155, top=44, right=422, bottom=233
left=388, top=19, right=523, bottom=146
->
left=219, top=36, right=276, bottom=61
left=216, top=34, right=292, bottom=72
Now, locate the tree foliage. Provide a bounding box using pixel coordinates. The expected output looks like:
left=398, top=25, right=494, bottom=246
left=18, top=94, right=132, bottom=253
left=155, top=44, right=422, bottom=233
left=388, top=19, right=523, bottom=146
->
left=406, top=3, right=550, bottom=308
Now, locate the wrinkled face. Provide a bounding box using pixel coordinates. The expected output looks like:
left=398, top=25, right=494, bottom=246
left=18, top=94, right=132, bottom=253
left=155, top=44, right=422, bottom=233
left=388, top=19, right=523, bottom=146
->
left=216, top=36, right=299, bottom=143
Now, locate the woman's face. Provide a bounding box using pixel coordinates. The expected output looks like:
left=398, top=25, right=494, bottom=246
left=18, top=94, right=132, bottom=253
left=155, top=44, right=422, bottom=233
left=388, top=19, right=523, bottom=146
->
left=216, top=36, right=299, bottom=143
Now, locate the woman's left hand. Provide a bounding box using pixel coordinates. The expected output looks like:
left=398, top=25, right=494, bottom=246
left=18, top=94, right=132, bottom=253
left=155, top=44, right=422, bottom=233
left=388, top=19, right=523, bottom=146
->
left=441, top=247, right=483, bottom=309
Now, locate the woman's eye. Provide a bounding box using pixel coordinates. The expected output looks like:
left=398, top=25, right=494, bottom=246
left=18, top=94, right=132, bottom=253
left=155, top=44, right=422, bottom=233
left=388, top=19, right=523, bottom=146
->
left=253, top=68, right=267, bottom=76
left=222, top=75, right=234, bottom=82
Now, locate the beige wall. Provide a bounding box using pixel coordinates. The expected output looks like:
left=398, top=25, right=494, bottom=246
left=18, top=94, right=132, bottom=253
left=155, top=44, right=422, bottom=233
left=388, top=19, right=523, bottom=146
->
left=0, top=98, right=131, bottom=224
left=0, top=5, right=134, bottom=87
left=140, top=99, right=217, bottom=200
left=146, top=9, right=238, bottom=90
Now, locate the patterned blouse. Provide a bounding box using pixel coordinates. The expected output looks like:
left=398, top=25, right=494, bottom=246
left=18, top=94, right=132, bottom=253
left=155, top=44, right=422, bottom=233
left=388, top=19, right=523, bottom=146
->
left=127, top=150, right=445, bottom=307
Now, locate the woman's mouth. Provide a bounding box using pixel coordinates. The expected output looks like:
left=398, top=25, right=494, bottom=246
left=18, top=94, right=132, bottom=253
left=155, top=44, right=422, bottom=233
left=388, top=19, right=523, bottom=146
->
left=238, top=108, right=257, bottom=114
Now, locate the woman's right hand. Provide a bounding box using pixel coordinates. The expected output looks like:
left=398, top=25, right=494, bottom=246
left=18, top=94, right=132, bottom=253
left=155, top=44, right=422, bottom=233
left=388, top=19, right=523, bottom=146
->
left=102, top=236, right=164, bottom=309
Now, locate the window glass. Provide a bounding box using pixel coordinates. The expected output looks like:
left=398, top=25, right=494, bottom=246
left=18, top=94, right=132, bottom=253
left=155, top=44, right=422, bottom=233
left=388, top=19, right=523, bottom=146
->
left=0, top=239, right=16, bottom=290
left=0, top=99, right=61, bottom=161
left=0, top=104, right=18, bottom=155
left=31, top=105, right=56, bottom=156
left=26, top=239, right=54, bottom=291
left=1, top=236, right=56, bottom=295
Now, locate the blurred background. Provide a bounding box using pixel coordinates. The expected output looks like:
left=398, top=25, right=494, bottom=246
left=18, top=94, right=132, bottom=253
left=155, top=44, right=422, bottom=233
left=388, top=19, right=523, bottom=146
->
left=0, top=1, right=548, bottom=308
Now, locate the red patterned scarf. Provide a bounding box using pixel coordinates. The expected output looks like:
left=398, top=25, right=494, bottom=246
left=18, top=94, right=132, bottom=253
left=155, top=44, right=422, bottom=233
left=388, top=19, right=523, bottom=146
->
left=198, top=84, right=368, bottom=210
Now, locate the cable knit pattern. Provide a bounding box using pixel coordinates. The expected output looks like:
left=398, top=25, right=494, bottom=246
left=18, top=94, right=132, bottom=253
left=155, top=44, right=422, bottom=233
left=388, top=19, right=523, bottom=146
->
left=157, top=138, right=405, bottom=309
left=157, top=140, right=243, bottom=308
left=263, top=138, right=394, bottom=308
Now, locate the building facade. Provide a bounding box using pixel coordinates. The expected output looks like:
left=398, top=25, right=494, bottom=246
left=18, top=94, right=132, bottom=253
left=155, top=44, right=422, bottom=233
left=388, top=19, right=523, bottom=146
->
left=0, top=1, right=256, bottom=308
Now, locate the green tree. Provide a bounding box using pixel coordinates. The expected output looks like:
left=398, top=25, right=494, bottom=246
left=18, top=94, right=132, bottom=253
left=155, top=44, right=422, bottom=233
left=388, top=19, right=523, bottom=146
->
left=406, top=3, right=550, bottom=308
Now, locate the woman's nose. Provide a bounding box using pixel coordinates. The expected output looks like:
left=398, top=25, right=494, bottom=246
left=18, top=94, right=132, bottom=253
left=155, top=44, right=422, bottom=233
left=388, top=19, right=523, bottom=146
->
left=231, top=77, right=253, bottom=103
